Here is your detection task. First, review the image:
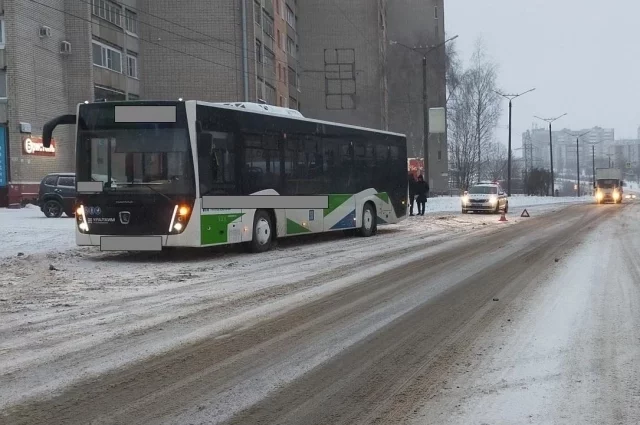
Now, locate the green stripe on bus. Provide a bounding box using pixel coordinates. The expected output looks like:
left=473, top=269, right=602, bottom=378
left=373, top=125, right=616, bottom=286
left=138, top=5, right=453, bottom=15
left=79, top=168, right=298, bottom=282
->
left=324, top=194, right=352, bottom=217
left=201, top=213, right=244, bottom=245
left=286, top=219, right=312, bottom=235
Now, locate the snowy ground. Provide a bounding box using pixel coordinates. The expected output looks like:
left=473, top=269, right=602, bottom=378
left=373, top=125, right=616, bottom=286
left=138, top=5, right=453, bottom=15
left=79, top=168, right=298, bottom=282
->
left=0, top=195, right=589, bottom=258
left=0, top=195, right=607, bottom=423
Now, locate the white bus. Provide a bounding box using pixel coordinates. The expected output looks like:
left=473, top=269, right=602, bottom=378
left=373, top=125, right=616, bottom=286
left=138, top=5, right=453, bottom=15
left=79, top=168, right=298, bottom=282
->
left=42, top=100, right=408, bottom=253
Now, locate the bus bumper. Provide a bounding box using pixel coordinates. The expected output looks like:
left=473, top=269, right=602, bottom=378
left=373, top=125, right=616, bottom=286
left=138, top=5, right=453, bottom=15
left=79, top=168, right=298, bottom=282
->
left=76, top=232, right=199, bottom=251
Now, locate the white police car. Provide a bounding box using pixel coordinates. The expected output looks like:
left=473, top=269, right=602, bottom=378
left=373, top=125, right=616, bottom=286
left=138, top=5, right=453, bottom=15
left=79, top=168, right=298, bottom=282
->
left=461, top=182, right=508, bottom=214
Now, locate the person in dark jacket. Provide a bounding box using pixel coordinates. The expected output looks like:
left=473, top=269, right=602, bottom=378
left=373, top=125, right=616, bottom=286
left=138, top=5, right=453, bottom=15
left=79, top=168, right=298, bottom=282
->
left=408, top=173, right=417, bottom=216
left=415, top=174, right=429, bottom=215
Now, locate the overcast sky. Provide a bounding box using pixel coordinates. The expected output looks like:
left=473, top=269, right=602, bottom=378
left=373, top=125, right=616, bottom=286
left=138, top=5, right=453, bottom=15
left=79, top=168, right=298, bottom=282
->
left=445, top=0, right=640, bottom=150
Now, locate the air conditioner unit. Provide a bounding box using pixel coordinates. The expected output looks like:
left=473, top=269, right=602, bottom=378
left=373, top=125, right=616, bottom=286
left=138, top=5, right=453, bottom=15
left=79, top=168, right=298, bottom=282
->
left=39, top=26, right=52, bottom=38
left=60, top=41, right=71, bottom=54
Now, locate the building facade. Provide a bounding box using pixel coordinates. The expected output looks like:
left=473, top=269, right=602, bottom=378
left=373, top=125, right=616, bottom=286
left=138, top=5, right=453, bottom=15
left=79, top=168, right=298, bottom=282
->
left=0, top=0, right=142, bottom=205
left=0, top=0, right=300, bottom=205
left=296, top=0, right=448, bottom=192
left=522, top=125, right=615, bottom=179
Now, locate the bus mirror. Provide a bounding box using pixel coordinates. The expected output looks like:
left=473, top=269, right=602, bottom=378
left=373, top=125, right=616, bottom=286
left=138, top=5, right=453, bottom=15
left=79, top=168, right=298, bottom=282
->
left=197, top=133, right=213, bottom=156
left=42, top=114, right=76, bottom=148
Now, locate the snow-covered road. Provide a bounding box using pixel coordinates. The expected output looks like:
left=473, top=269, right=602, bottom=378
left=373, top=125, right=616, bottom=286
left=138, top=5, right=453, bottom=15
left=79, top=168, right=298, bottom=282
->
left=2, top=195, right=633, bottom=425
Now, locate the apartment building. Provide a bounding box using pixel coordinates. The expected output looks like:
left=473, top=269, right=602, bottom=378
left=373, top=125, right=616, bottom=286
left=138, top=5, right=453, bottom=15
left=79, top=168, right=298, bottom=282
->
left=296, top=0, right=449, bottom=192
left=140, top=0, right=299, bottom=110
left=522, top=125, right=615, bottom=177
left=0, top=0, right=141, bottom=205
left=1, top=0, right=301, bottom=205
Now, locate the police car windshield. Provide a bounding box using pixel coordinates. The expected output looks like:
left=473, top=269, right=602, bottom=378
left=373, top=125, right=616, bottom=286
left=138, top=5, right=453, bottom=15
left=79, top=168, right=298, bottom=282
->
left=469, top=186, right=497, bottom=194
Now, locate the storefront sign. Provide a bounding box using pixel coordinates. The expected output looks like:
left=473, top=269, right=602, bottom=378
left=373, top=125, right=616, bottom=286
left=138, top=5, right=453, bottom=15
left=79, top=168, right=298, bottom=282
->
left=22, top=135, right=56, bottom=157
left=0, top=128, right=7, bottom=187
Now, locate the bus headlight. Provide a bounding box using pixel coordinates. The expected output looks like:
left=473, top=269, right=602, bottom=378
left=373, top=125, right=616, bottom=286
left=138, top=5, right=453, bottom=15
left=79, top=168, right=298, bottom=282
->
left=169, top=204, right=191, bottom=234
left=76, top=205, right=90, bottom=233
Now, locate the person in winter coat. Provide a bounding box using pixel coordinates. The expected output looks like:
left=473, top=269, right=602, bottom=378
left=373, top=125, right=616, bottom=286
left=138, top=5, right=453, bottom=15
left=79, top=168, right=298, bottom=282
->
left=408, top=173, right=417, bottom=216
left=415, top=174, right=429, bottom=215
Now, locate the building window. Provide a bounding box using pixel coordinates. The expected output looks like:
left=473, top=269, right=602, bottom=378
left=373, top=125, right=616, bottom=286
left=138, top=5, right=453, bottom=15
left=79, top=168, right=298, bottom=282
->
left=288, top=66, right=297, bottom=87
left=264, top=82, right=276, bottom=105
left=286, top=5, right=296, bottom=29
left=286, top=36, right=296, bottom=58
left=127, top=54, right=138, bottom=78
left=125, top=9, right=138, bottom=35
left=0, top=70, right=6, bottom=99
left=0, top=20, right=5, bottom=49
left=275, top=0, right=280, bottom=15
left=438, top=150, right=442, bottom=161
left=256, top=39, right=263, bottom=63
left=254, top=1, right=261, bottom=25
left=92, top=0, right=123, bottom=27
left=92, top=40, right=122, bottom=73
left=434, top=6, right=439, bottom=19
left=289, top=96, right=298, bottom=110
left=263, top=12, right=274, bottom=38
left=277, top=29, right=282, bottom=49
left=264, top=47, right=275, bottom=71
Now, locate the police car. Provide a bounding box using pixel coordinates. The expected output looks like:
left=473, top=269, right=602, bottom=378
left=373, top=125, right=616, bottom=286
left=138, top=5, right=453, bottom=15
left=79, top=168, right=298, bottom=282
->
left=461, top=182, right=509, bottom=214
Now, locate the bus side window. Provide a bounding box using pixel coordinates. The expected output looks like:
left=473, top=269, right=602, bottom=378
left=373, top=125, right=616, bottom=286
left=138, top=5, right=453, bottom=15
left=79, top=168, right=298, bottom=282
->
left=197, top=133, right=214, bottom=195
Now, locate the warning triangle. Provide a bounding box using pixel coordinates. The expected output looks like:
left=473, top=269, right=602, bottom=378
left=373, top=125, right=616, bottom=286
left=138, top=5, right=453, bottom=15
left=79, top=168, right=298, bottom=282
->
left=521, top=209, right=530, bottom=218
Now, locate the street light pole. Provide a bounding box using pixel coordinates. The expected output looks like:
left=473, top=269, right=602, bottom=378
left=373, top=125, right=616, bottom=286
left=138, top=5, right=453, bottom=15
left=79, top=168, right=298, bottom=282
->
left=390, top=34, right=458, bottom=190
left=494, top=88, right=535, bottom=196
left=535, top=113, right=567, bottom=196
left=422, top=56, right=428, bottom=182
left=592, top=145, right=596, bottom=188
left=564, top=129, right=591, bottom=198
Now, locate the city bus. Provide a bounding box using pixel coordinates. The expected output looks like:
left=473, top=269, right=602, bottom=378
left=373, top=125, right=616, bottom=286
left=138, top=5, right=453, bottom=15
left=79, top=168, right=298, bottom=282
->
left=42, top=100, right=408, bottom=253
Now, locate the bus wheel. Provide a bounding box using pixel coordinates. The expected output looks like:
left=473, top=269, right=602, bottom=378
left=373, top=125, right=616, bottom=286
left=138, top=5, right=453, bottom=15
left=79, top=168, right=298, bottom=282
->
left=249, top=210, right=273, bottom=253
left=359, top=203, right=377, bottom=237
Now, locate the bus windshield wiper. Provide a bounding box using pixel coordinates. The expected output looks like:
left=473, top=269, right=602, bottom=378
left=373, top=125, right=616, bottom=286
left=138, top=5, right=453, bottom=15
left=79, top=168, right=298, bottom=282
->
left=125, top=181, right=174, bottom=203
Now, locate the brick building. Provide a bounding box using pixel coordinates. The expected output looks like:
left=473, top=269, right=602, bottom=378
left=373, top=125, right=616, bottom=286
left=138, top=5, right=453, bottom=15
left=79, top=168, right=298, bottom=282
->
left=297, top=0, right=448, bottom=192
left=0, top=0, right=300, bottom=205
left=0, top=0, right=141, bottom=205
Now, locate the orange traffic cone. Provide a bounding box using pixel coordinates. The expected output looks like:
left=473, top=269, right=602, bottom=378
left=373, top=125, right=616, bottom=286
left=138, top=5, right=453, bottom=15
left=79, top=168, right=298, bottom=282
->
left=499, top=210, right=507, bottom=222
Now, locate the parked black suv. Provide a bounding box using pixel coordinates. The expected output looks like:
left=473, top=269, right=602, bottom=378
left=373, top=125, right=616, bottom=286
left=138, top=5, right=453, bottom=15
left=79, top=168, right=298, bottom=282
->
left=38, top=172, right=76, bottom=218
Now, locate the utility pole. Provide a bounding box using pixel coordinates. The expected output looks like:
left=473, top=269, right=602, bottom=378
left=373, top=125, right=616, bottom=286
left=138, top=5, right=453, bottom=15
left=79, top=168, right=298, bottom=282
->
left=390, top=35, right=458, bottom=190
left=564, top=129, right=591, bottom=198
left=577, top=137, right=580, bottom=196
left=592, top=144, right=595, bottom=188
left=494, top=88, right=536, bottom=196
left=535, top=113, right=567, bottom=196
left=605, top=153, right=613, bottom=167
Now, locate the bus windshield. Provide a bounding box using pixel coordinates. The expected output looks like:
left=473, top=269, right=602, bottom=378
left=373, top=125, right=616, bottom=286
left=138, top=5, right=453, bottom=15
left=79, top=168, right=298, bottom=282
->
left=77, top=104, right=195, bottom=196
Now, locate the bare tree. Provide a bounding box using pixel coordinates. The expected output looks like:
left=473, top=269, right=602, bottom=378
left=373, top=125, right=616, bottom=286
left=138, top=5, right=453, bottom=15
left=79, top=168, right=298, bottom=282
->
left=447, top=37, right=502, bottom=189
left=483, top=141, right=508, bottom=181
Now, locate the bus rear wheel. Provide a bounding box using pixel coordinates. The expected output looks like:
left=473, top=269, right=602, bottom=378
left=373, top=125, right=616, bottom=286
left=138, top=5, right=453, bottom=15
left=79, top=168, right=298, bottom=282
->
left=359, top=203, right=377, bottom=237
left=248, top=210, right=273, bottom=253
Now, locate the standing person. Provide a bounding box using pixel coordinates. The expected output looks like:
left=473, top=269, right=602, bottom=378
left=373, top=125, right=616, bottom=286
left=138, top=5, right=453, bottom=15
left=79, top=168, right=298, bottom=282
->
left=415, top=174, right=429, bottom=215
left=408, top=173, right=417, bottom=216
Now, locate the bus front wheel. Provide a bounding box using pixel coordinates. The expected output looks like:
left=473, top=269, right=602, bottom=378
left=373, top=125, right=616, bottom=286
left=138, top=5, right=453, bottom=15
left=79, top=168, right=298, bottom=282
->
left=248, top=210, right=273, bottom=253
left=359, top=203, right=377, bottom=237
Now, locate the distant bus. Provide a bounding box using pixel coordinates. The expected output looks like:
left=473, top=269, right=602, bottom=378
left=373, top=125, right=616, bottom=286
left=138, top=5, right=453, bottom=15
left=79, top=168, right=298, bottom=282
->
left=42, top=101, right=408, bottom=253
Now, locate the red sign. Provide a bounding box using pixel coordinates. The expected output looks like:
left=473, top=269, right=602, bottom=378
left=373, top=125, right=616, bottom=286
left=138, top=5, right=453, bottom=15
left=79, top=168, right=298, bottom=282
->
left=22, top=136, right=56, bottom=157
left=408, top=158, right=424, bottom=178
